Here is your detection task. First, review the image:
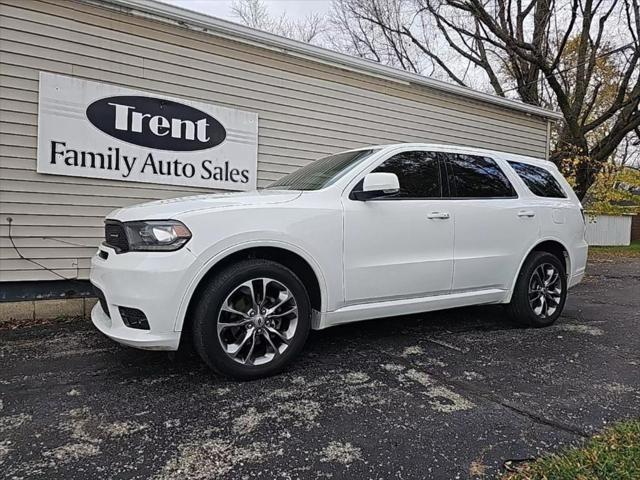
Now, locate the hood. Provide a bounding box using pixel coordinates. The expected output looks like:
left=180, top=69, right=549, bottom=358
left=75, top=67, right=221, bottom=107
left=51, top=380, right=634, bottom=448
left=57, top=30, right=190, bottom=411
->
left=108, top=189, right=302, bottom=222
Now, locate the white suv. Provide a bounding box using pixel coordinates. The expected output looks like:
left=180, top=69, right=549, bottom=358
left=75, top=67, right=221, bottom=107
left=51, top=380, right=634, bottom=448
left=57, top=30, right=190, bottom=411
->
left=91, top=143, right=588, bottom=378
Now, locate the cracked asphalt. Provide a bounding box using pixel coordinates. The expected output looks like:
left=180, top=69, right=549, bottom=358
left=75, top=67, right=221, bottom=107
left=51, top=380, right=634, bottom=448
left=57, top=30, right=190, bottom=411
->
left=1, top=255, right=639, bottom=479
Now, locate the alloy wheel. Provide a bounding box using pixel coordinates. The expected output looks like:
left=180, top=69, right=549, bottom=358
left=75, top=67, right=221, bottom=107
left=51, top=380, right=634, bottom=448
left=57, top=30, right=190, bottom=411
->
left=528, top=263, right=563, bottom=319
left=217, top=277, right=298, bottom=365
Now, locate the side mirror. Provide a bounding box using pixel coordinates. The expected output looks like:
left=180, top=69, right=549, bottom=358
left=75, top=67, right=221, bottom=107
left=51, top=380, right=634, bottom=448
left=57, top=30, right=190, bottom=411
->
left=352, top=172, right=400, bottom=201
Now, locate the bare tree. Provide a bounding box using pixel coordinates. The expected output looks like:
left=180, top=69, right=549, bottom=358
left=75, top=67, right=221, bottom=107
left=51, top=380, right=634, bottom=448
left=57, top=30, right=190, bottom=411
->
left=328, top=0, right=433, bottom=72
left=231, top=0, right=270, bottom=29
left=618, top=128, right=640, bottom=166
left=231, top=0, right=328, bottom=44
left=330, top=0, right=640, bottom=199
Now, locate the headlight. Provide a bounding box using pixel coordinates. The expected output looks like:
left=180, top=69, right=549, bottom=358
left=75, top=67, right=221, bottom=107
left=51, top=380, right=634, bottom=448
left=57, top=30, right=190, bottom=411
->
left=124, top=220, right=192, bottom=251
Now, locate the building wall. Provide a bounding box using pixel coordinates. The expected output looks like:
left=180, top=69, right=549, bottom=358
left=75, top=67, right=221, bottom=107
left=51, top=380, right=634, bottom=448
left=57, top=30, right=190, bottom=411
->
left=0, top=0, right=550, bottom=282
left=585, top=215, right=633, bottom=246
left=630, top=215, right=640, bottom=242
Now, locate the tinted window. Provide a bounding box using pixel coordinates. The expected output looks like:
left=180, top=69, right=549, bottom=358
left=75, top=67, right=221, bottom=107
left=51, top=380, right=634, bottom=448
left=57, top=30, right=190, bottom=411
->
left=372, top=150, right=442, bottom=198
left=267, top=149, right=379, bottom=191
left=446, top=154, right=516, bottom=198
left=508, top=161, right=567, bottom=198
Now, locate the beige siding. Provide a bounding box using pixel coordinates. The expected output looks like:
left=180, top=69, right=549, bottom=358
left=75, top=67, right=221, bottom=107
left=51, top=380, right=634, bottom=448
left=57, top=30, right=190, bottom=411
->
left=0, top=0, right=550, bottom=282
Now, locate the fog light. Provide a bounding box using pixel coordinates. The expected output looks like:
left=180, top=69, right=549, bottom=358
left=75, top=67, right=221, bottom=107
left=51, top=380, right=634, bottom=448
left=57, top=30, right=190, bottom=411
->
left=119, top=307, right=150, bottom=330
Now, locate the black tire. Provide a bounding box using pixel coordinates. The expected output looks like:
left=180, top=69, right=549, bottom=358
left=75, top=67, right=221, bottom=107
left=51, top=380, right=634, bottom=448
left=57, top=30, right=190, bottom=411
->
left=192, top=259, right=311, bottom=379
left=507, top=251, right=567, bottom=327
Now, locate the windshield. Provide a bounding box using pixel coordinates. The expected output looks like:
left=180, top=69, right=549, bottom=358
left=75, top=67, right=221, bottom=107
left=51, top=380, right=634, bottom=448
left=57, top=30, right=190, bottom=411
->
left=266, top=149, right=379, bottom=191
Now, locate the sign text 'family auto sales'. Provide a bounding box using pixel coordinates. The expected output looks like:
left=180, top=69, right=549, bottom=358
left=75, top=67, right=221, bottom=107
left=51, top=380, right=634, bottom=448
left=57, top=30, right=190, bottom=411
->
left=37, top=73, right=258, bottom=190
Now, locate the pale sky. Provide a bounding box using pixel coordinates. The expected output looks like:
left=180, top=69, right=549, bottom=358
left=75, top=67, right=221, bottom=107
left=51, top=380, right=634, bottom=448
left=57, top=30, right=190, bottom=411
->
left=162, top=0, right=331, bottom=23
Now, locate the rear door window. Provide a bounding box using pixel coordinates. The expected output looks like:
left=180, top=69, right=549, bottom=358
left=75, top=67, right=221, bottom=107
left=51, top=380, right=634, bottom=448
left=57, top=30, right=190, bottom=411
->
left=444, top=153, right=516, bottom=198
left=508, top=161, right=567, bottom=198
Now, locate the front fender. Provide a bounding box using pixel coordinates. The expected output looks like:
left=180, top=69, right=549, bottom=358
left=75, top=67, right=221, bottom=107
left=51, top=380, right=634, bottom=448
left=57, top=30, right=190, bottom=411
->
left=173, top=237, right=329, bottom=332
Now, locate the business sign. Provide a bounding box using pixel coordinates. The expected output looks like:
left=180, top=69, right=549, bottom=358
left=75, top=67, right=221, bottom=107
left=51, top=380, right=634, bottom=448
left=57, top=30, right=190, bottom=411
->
left=37, top=72, right=258, bottom=190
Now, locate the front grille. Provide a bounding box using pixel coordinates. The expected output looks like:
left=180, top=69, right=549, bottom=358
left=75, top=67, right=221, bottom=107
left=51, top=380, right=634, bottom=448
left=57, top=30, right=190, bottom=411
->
left=104, top=221, right=129, bottom=252
left=93, top=286, right=110, bottom=318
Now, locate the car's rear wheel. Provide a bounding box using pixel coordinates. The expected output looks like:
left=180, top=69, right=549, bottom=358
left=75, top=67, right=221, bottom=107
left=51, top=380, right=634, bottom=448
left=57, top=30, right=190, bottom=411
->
left=507, top=251, right=567, bottom=327
left=192, top=259, right=311, bottom=379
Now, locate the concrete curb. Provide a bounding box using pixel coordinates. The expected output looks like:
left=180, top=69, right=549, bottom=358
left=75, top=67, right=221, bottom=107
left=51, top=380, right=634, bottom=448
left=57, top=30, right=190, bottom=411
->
left=0, top=298, right=98, bottom=323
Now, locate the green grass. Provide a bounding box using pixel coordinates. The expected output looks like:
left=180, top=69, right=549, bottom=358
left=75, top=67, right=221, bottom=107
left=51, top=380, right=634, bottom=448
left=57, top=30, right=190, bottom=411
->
left=502, top=419, right=640, bottom=480
left=589, top=240, right=640, bottom=258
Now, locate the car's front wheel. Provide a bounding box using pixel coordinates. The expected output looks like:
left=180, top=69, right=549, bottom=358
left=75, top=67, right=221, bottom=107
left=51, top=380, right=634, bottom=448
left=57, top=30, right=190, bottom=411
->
left=192, top=259, right=311, bottom=379
left=507, top=251, right=567, bottom=327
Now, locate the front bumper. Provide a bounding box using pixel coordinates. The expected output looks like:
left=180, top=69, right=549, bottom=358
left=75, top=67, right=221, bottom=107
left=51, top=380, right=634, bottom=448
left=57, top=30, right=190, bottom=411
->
left=90, top=244, right=197, bottom=351
left=91, top=303, right=180, bottom=350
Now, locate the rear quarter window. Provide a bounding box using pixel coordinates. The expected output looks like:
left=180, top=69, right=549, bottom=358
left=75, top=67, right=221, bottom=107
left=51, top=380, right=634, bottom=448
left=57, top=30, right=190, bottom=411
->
left=508, top=161, right=567, bottom=198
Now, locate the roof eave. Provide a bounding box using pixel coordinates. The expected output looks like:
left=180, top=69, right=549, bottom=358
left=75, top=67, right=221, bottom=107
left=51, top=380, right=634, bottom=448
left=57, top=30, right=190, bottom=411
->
left=90, top=0, right=564, bottom=121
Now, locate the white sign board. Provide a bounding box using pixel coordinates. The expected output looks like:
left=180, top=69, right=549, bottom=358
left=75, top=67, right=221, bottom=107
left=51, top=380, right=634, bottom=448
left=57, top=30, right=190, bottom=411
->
left=37, top=72, right=258, bottom=190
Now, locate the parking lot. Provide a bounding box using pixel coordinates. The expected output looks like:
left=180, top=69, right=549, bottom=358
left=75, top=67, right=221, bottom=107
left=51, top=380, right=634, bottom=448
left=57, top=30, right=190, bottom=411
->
left=1, top=254, right=639, bottom=479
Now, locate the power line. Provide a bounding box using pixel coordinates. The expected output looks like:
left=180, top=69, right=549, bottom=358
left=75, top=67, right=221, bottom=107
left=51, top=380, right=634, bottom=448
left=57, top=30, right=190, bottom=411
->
left=5, top=217, right=79, bottom=281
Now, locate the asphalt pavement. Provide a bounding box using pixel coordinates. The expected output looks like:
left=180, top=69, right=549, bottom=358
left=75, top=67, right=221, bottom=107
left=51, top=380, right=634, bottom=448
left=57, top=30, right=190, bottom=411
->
left=1, top=255, right=639, bottom=479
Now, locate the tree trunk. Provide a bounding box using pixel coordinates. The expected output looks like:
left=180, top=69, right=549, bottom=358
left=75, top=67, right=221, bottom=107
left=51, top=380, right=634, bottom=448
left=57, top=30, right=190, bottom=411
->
left=550, top=130, right=594, bottom=200
left=573, top=160, right=597, bottom=201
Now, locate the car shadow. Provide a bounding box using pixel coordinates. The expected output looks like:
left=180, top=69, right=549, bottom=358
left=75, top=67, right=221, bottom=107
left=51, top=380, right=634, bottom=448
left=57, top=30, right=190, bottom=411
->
left=128, top=304, right=527, bottom=380
left=310, top=304, right=522, bottom=342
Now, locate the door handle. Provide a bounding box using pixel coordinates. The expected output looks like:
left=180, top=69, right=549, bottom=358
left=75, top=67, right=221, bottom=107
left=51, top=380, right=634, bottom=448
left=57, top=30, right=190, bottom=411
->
left=517, top=210, right=536, bottom=218
left=427, top=212, right=450, bottom=219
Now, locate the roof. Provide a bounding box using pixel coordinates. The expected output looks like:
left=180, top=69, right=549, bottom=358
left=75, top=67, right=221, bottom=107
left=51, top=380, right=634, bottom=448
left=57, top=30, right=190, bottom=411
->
left=349, top=143, right=554, bottom=165
left=93, top=0, right=563, bottom=121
